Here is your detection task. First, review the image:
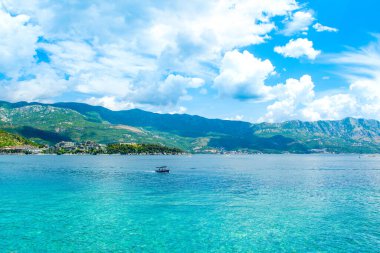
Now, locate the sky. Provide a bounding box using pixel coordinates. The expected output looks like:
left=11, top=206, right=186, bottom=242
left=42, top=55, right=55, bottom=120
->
left=0, top=0, right=379, bottom=122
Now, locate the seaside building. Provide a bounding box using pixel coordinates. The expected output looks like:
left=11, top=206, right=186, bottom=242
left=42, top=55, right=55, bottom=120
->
left=53, top=141, right=106, bottom=153
left=0, top=145, right=43, bottom=154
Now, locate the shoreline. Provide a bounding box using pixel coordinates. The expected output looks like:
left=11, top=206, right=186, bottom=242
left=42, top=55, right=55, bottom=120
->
left=0, top=153, right=379, bottom=156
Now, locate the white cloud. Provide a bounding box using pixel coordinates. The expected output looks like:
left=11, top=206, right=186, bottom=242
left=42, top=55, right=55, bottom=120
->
left=212, top=49, right=370, bottom=123
left=300, top=94, right=358, bottom=121
left=0, top=64, right=68, bottom=102
left=259, top=75, right=315, bottom=122
left=7, top=0, right=373, bottom=124
left=260, top=37, right=380, bottom=122
left=313, top=23, right=338, bottom=32
left=261, top=75, right=380, bottom=122
left=79, top=73, right=205, bottom=108
left=169, top=106, right=187, bottom=115
left=84, top=96, right=135, bottom=111
left=282, top=11, right=314, bottom=36
left=327, top=35, right=380, bottom=119
left=328, top=35, right=380, bottom=80
left=225, top=115, right=245, bottom=121
left=273, top=75, right=315, bottom=103
left=214, top=50, right=275, bottom=100
left=0, top=8, right=42, bottom=77
left=0, top=0, right=300, bottom=110
left=275, top=38, right=321, bottom=60
left=136, top=74, right=205, bottom=106
left=75, top=75, right=133, bottom=97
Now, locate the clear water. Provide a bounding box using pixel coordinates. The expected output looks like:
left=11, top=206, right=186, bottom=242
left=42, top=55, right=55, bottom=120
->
left=0, top=155, right=379, bottom=252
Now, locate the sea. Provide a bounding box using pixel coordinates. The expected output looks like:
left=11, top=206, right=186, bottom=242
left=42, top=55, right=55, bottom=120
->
left=0, top=155, right=379, bottom=252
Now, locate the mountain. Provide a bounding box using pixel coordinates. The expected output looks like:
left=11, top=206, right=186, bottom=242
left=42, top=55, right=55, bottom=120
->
left=0, top=101, right=195, bottom=151
left=52, top=102, right=253, bottom=138
left=0, top=100, right=379, bottom=153
left=252, top=118, right=380, bottom=153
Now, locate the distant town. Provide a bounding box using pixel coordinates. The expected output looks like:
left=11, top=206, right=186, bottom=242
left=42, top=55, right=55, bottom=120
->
left=0, top=141, right=265, bottom=155
left=0, top=141, right=185, bottom=155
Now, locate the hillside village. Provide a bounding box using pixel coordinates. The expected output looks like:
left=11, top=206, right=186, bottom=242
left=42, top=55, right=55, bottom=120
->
left=0, top=141, right=105, bottom=154
left=0, top=140, right=185, bottom=155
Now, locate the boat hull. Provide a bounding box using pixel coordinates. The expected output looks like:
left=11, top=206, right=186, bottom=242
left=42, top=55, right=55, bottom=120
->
left=155, top=169, right=170, bottom=173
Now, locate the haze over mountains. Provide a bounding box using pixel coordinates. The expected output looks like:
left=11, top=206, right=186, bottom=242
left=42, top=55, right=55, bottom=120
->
left=0, top=101, right=379, bottom=153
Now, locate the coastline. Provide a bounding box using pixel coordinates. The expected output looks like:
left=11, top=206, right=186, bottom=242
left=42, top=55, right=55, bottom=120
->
left=0, top=152, right=378, bottom=156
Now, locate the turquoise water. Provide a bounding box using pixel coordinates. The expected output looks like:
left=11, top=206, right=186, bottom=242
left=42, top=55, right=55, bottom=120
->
left=0, top=155, right=379, bottom=252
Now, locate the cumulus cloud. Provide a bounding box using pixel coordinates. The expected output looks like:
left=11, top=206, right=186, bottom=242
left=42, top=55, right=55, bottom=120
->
left=0, top=64, right=68, bottom=102
left=274, top=38, right=321, bottom=60
left=214, top=50, right=275, bottom=100
left=204, top=36, right=379, bottom=123
left=81, top=73, right=204, bottom=108
left=313, top=23, right=338, bottom=32
left=0, top=0, right=301, bottom=111
left=134, top=74, right=205, bottom=106
left=261, top=77, right=380, bottom=122
left=300, top=94, right=358, bottom=121
left=4, top=0, right=372, bottom=123
left=0, top=8, right=42, bottom=77
left=282, top=11, right=314, bottom=36
left=258, top=75, right=360, bottom=123
left=259, top=75, right=315, bottom=122
left=84, top=96, right=135, bottom=111
left=211, top=50, right=355, bottom=123
left=261, top=37, right=380, bottom=122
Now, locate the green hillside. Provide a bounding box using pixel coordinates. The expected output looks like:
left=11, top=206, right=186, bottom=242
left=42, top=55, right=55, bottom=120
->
left=0, top=101, right=380, bottom=153
left=0, top=103, right=195, bottom=151
left=0, top=129, right=37, bottom=148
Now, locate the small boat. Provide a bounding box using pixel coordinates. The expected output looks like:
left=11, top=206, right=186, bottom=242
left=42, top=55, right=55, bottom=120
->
left=155, top=166, right=170, bottom=173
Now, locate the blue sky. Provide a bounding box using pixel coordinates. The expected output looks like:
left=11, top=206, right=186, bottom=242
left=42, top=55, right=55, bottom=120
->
left=0, top=0, right=379, bottom=122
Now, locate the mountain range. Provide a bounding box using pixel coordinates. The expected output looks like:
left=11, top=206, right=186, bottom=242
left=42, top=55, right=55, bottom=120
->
left=0, top=101, right=379, bottom=153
